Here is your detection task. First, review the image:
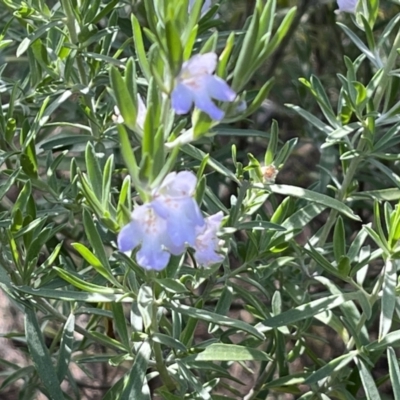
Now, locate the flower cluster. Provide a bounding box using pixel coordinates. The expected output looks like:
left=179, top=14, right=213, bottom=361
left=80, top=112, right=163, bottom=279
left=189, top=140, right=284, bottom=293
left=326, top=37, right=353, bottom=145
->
left=171, top=52, right=236, bottom=120
left=118, top=171, right=224, bottom=271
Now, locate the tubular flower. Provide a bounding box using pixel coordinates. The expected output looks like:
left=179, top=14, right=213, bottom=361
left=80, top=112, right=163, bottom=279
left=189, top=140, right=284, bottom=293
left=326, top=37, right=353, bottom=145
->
left=118, top=171, right=206, bottom=271
left=171, top=53, right=236, bottom=120
left=336, top=0, right=357, bottom=13
left=193, top=211, right=225, bottom=267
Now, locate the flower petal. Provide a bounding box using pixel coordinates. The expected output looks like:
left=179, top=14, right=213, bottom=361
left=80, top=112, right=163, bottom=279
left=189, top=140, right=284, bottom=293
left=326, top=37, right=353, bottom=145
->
left=193, top=90, right=225, bottom=120
left=195, top=247, right=224, bottom=266
left=156, top=171, right=197, bottom=197
left=185, top=197, right=205, bottom=227
left=193, top=211, right=224, bottom=267
left=171, top=83, right=194, bottom=115
left=152, top=197, right=204, bottom=250
left=136, top=243, right=171, bottom=271
left=205, top=75, right=236, bottom=102
left=117, top=220, right=143, bottom=252
left=183, top=53, right=217, bottom=76
left=337, top=0, right=357, bottom=12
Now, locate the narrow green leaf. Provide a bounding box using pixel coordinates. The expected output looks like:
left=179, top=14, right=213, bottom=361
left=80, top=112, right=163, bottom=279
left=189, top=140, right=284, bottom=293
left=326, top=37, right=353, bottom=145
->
left=356, top=357, right=381, bottom=400
left=117, top=125, right=141, bottom=192
left=304, top=245, right=346, bottom=280
left=185, top=343, right=272, bottom=362
left=268, top=184, right=361, bottom=221
left=25, top=309, right=65, bottom=399
left=155, top=278, right=188, bottom=294
left=231, top=7, right=260, bottom=91
left=177, top=360, right=210, bottom=399
left=180, top=299, right=204, bottom=347
left=110, top=66, right=137, bottom=130
left=54, top=268, right=123, bottom=294
left=182, top=144, right=240, bottom=184
left=286, top=104, right=334, bottom=133
left=350, top=188, right=400, bottom=202
left=333, top=216, right=346, bottom=262
left=131, top=14, right=151, bottom=81
left=165, top=20, right=182, bottom=75
left=0, top=168, right=21, bottom=201
left=152, top=333, right=187, bottom=353
left=85, top=142, right=103, bottom=201
left=16, top=286, right=130, bottom=302
left=138, top=284, right=154, bottom=331
left=111, top=302, right=130, bottom=349
left=120, top=341, right=151, bottom=400
left=213, top=127, right=269, bottom=138
left=17, top=20, right=63, bottom=56
left=379, top=258, right=397, bottom=340
left=304, top=352, right=357, bottom=385
left=388, top=347, right=400, bottom=400
left=72, top=243, right=102, bottom=267
left=56, top=312, right=75, bottom=382
left=82, top=209, right=111, bottom=270
left=210, top=284, right=233, bottom=333
left=338, top=23, right=380, bottom=68
left=236, top=220, right=286, bottom=231
left=166, top=302, right=264, bottom=340
left=256, top=292, right=360, bottom=332
left=90, top=331, right=127, bottom=351
left=0, top=366, right=35, bottom=391
left=103, top=375, right=127, bottom=400
left=264, top=372, right=307, bottom=388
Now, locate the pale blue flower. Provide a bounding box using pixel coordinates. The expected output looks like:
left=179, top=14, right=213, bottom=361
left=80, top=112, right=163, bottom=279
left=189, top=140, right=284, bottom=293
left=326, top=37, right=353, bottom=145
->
left=152, top=171, right=205, bottom=253
left=193, top=211, right=224, bottom=267
left=171, top=53, right=236, bottom=120
left=336, top=0, right=357, bottom=13
left=117, top=203, right=171, bottom=271
left=118, top=171, right=205, bottom=271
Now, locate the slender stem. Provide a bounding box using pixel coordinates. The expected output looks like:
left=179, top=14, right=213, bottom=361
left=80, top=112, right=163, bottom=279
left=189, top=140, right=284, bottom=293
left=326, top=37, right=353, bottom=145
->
left=244, top=361, right=275, bottom=400
left=150, top=280, right=176, bottom=391
left=346, top=271, right=384, bottom=351
left=316, top=138, right=366, bottom=248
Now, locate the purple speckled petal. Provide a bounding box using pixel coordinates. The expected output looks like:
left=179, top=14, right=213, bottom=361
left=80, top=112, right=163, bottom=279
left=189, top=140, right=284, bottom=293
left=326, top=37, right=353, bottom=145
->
left=171, top=82, right=194, bottom=115
left=205, top=75, right=236, bottom=102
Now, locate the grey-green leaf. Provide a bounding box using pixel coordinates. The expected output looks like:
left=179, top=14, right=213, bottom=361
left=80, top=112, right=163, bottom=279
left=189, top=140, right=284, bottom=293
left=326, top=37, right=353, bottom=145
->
left=25, top=308, right=65, bottom=399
